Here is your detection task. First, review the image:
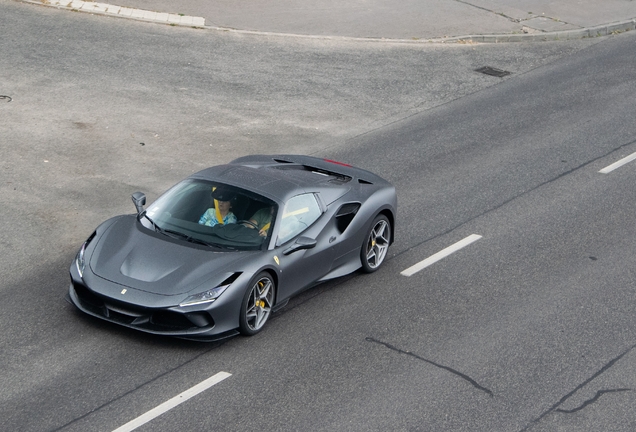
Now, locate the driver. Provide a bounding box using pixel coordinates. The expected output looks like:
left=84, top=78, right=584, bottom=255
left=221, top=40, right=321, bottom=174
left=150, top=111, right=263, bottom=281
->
left=199, top=189, right=238, bottom=227
left=245, top=206, right=274, bottom=236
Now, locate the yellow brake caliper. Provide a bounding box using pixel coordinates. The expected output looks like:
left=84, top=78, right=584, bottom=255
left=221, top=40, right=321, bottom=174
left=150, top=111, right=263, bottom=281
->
left=257, top=281, right=266, bottom=308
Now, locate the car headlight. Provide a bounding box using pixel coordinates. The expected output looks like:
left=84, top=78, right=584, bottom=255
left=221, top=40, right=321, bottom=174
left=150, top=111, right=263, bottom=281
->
left=75, top=243, right=87, bottom=277
left=179, top=284, right=230, bottom=307
left=75, top=232, right=96, bottom=278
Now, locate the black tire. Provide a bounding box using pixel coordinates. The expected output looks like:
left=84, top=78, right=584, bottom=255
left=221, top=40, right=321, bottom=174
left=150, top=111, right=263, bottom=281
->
left=360, top=215, right=391, bottom=273
left=239, top=272, right=275, bottom=336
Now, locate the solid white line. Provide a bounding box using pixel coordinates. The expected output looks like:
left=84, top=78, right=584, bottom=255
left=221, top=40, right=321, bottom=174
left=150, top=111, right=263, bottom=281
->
left=112, top=371, right=232, bottom=432
left=401, top=234, right=482, bottom=277
left=599, top=151, right=636, bottom=174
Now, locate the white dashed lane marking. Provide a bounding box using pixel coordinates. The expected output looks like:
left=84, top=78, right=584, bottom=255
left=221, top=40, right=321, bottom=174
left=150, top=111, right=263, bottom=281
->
left=599, top=151, right=636, bottom=174
left=112, top=372, right=232, bottom=432
left=401, top=234, right=483, bottom=277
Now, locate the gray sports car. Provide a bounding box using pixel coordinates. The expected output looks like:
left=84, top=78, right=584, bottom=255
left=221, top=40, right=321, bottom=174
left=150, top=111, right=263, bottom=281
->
left=68, top=155, right=397, bottom=340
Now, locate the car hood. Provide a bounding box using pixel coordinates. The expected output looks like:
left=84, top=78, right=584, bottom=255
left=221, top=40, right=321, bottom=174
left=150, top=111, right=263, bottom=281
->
left=90, top=216, right=255, bottom=295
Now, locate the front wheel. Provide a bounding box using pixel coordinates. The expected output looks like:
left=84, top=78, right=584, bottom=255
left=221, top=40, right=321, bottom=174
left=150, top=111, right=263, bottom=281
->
left=360, top=215, right=391, bottom=273
left=239, top=272, right=275, bottom=336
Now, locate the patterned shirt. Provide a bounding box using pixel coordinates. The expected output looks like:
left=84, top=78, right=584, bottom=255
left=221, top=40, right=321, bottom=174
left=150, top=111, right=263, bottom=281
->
left=198, top=209, right=237, bottom=227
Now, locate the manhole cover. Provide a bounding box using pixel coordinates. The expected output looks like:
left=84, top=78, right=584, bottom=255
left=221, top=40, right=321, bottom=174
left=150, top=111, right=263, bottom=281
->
left=0, top=95, right=12, bottom=102
left=475, top=66, right=511, bottom=78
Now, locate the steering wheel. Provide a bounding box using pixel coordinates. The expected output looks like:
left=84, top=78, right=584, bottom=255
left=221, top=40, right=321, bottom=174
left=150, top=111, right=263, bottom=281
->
left=238, top=220, right=259, bottom=230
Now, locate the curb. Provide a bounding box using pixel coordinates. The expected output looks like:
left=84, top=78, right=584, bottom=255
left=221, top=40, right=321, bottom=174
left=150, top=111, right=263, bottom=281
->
left=439, top=19, right=636, bottom=43
left=21, top=0, right=636, bottom=44
left=25, top=0, right=206, bottom=27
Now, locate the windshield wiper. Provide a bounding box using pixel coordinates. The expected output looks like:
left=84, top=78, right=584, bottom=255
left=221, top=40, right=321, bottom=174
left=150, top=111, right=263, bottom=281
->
left=161, top=228, right=222, bottom=249
left=141, top=212, right=222, bottom=249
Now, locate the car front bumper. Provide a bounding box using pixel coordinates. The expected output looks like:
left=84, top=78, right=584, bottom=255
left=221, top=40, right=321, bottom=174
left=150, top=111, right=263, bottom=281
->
left=68, top=263, right=242, bottom=341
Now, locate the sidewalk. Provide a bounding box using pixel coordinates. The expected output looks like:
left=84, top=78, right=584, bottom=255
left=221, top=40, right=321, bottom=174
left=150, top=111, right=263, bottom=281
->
left=29, top=0, right=636, bottom=42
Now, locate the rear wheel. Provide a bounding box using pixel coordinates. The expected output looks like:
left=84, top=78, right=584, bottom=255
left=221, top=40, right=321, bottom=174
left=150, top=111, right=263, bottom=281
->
left=239, top=272, right=275, bottom=336
left=360, top=215, right=391, bottom=273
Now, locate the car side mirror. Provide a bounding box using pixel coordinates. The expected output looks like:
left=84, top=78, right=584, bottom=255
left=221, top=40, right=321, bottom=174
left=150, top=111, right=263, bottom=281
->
left=283, top=236, right=317, bottom=255
left=131, top=192, right=146, bottom=214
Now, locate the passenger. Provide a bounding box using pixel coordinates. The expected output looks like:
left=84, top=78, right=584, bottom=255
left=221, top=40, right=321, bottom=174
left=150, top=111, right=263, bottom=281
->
left=199, top=189, right=237, bottom=227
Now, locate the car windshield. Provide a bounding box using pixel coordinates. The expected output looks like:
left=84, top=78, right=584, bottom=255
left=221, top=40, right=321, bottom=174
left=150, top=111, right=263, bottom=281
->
left=141, top=179, right=277, bottom=250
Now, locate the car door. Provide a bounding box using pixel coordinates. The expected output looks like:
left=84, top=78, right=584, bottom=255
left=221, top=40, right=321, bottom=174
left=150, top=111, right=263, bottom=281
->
left=273, top=193, right=336, bottom=302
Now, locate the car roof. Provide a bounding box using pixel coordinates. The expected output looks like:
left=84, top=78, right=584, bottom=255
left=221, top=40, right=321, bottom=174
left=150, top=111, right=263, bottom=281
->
left=189, top=154, right=387, bottom=203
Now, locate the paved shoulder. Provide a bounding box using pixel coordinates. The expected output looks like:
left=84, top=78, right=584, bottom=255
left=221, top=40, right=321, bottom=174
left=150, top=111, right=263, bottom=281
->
left=20, top=0, right=636, bottom=42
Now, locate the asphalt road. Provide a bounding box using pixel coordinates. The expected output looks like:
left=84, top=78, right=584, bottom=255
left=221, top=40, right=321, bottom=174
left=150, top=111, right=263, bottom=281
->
left=2, top=1, right=636, bottom=431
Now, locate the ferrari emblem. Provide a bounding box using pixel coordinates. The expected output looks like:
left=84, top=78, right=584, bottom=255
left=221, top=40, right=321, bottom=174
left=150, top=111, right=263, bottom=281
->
left=121, top=289, right=127, bottom=294
left=274, top=255, right=280, bottom=265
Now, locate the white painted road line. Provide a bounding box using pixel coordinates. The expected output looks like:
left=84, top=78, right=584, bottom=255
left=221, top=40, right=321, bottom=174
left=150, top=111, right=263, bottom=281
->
left=599, top=151, right=636, bottom=174
left=112, top=371, right=232, bottom=432
left=401, top=234, right=483, bottom=277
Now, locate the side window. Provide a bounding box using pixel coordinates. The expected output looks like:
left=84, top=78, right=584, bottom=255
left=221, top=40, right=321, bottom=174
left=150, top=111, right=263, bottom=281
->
left=277, top=193, right=322, bottom=245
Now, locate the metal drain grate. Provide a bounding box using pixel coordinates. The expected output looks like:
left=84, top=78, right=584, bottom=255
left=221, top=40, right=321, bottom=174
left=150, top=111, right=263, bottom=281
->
left=475, top=66, right=511, bottom=78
